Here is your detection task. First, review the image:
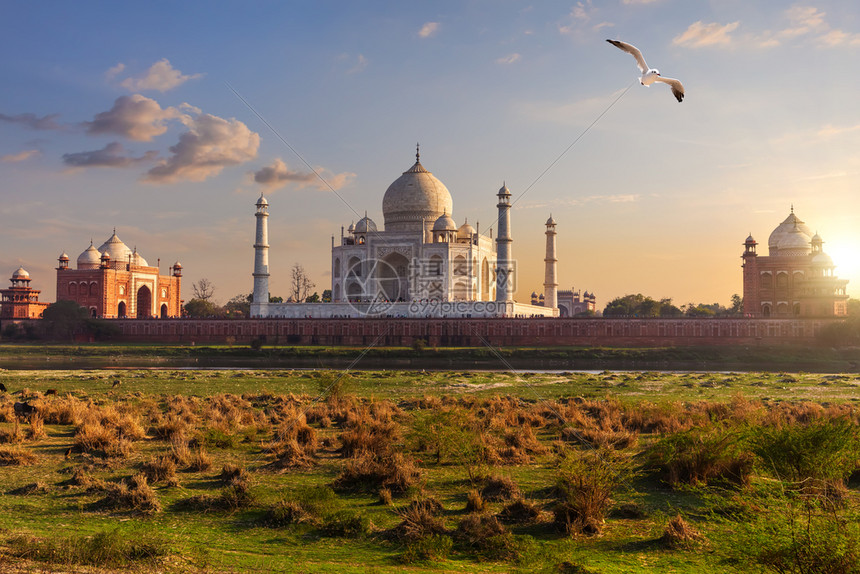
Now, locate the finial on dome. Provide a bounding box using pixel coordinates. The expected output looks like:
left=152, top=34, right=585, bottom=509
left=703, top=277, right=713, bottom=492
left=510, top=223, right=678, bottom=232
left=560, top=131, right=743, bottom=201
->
left=790, top=204, right=794, bottom=214
left=416, top=142, right=420, bottom=163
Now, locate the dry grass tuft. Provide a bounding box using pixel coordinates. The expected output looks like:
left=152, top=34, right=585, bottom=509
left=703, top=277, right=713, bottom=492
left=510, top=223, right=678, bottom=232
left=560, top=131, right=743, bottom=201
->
left=660, top=514, right=704, bottom=548
left=8, top=481, right=48, bottom=495
left=480, top=475, right=521, bottom=502
left=465, top=489, right=485, bottom=513
left=97, top=474, right=161, bottom=514
left=498, top=498, right=542, bottom=525
left=0, top=446, right=37, bottom=466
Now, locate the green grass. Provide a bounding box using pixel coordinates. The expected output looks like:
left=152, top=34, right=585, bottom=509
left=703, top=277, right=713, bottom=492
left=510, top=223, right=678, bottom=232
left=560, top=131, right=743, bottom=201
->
left=1, top=368, right=859, bottom=573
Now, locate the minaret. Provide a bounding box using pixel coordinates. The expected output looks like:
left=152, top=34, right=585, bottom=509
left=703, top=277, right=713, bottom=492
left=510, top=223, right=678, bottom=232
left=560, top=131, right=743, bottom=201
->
left=251, top=193, right=270, bottom=318
left=544, top=215, right=557, bottom=309
left=495, top=183, right=514, bottom=302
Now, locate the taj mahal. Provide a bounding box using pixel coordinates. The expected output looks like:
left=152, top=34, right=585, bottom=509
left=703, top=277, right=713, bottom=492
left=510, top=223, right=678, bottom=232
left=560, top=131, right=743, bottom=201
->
left=250, top=149, right=563, bottom=318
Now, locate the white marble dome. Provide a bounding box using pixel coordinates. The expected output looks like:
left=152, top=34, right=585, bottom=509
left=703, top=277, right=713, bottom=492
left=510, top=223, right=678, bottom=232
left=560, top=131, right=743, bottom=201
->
left=98, top=231, right=134, bottom=263
left=132, top=248, right=148, bottom=267
left=354, top=215, right=377, bottom=234
left=382, top=152, right=453, bottom=233
left=433, top=211, right=457, bottom=231
left=12, top=267, right=29, bottom=279
left=457, top=219, right=476, bottom=239
left=777, top=225, right=812, bottom=256
left=768, top=210, right=812, bottom=256
left=77, top=242, right=102, bottom=269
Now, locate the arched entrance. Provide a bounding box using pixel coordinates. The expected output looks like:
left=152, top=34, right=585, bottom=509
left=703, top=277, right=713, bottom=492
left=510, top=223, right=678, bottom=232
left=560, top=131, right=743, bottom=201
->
left=160, top=304, right=168, bottom=318
left=136, top=285, right=152, bottom=318
left=117, top=301, right=127, bottom=318
left=377, top=252, right=410, bottom=302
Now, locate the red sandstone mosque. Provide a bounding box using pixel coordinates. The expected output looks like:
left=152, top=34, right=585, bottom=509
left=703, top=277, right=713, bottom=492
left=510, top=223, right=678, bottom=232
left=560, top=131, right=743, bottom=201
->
left=742, top=208, right=848, bottom=318
left=54, top=231, right=183, bottom=318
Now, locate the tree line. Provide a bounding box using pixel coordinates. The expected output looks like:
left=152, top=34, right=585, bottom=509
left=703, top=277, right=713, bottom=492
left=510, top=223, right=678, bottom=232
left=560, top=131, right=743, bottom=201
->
left=601, top=293, right=744, bottom=318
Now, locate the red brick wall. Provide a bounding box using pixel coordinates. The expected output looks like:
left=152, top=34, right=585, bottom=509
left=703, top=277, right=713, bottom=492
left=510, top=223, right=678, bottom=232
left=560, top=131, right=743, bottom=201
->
left=107, top=317, right=830, bottom=347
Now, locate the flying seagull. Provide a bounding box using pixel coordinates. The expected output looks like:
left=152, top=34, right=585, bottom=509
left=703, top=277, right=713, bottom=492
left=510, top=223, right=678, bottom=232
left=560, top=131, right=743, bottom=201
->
left=606, top=39, right=684, bottom=103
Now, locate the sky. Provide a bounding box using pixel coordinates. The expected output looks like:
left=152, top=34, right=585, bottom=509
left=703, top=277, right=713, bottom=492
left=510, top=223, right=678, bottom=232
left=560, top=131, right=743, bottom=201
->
left=2, top=1, right=859, bottom=309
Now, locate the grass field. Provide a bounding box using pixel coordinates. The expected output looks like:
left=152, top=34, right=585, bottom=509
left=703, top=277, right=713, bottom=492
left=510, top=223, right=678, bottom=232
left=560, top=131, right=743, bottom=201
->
left=1, top=368, right=860, bottom=573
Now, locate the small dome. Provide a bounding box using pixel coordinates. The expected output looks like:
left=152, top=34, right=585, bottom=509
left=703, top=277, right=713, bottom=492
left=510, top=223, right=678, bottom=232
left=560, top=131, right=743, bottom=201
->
left=812, top=252, right=834, bottom=266
left=100, top=252, right=110, bottom=261
left=531, top=291, right=538, bottom=298
left=433, top=210, right=457, bottom=231
left=173, top=261, right=182, bottom=268
left=77, top=242, right=102, bottom=269
left=745, top=234, right=756, bottom=244
left=546, top=215, right=556, bottom=226
left=132, top=247, right=148, bottom=267
left=811, top=232, right=822, bottom=243
left=58, top=252, right=69, bottom=261
left=538, top=294, right=545, bottom=300
left=498, top=183, right=511, bottom=196
left=347, top=222, right=355, bottom=233
left=12, top=267, right=29, bottom=279
left=98, top=231, right=133, bottom=263
left=457, top=219, right=476, bottom=239
left=355, top=215, right=377, bottom=234
left=256, top=194, right=268, bottom=207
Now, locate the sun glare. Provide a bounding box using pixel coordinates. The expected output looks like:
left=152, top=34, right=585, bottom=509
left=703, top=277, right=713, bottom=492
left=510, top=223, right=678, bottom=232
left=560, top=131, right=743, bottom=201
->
left=824, top=235, right=860, bottom=298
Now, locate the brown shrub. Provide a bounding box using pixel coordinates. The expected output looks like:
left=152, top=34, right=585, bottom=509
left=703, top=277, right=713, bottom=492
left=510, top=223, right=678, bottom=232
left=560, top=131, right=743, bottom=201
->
left=480, top=475, right=520, bottom=502
left=0, top=447, right=37, bottom=466
left=391, top=499, right=446, bottom=541
left=0, top=421, right=24, bottom=444
left=97, top=474, right=161, bottom=514
left=455, top=513, right=507, bottom=544
left=269, top=438, right=316, bottom=470
left=25, top=415, right=47, bottom=441
left=465, top=489, right=485, bottom=513
left=186, top=447, right=212, bottom=472
left=339, top=420, right=400, bottom=458
left=333, top=451, right=420, bottom=495
left=219, top=463, right=249, bottom=485
left=660, top=514, right=704, bottom=549
left=498, top=498, right=542, bottom=525
left=141, top=455, right=178, bottom=484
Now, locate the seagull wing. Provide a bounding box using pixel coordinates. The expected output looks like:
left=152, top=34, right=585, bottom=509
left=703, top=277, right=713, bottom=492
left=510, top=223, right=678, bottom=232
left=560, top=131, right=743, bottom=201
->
left=654, top=76, right=685, bottom=102
left=606, top=39, right=648, bottom=74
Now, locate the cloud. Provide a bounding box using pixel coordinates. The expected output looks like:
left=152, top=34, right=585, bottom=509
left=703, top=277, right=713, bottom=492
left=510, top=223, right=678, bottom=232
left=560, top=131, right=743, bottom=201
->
left=253, top=159, right=355, bottom=191
left=144, top=113, right=260, bottom=183
left=348, top=54, right=368, bottom=74
left=673, top=21, right=739, bottom=47
left=559, top=1, right=608, bottom=36
left=622, top=0, right=659, bottom=3
left=62, top=142, right=158, bottom=168
left=117, top=59, right=203, bottom=92
left=496, top=53, right=521, bottom=65
left=1, top=149, right=40, bottom=163
left=419, top=22, right=439, bottom=38
left=83, top=94, right=184, bottom=142
left=105, top=63, right=125, bottom=80
left=0, top=112, right=63, bottom=130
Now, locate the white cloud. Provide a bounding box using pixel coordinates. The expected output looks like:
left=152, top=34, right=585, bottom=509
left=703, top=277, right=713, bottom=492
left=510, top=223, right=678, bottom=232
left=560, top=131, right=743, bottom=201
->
left=84, top=94, right=185, bottom=142
left=0, top=149, right=40, bottom=163
left=559, top=1, right=597, bottom=35
left=62, top=142, right=157, bottom=168
left=144, top=113, right=259, bottom=183
left=673, top=21, right=739, bottom=47
left=496, top=53, right=521, bottom=65
left=253, top=159, right=355, bottom=191
left=0, top=112, right=63, bottom=131
left=118, top=59, right=203, bottom=92
left=419, top=22, right=439, bottom=38
left=348, top=54, right=368, bottom=74
left=105, top=63, right=125, bottom=80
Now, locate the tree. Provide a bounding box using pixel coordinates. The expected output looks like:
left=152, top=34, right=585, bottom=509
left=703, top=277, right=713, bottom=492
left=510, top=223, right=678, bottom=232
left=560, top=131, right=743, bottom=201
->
left=289, top=264, right=315, bottom=303
left=183, top=298, right=223, bottom=318
left=225, top=293, right=252, bottom=318
left=322, top=289, right=332, bottom=303
left=305, top=292, right=320, bottom=303
left=604, top=294, right=679, bottom=317
left=41, top=300, right=89, bottom=340
left=730, top=294, right=743, bottom=315
left=192, top=278, right=215, bottom=301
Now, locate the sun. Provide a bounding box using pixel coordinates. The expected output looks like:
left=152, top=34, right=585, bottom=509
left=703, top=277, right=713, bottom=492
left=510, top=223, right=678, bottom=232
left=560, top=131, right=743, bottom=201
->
left=822, top=234, right=860, bottom=299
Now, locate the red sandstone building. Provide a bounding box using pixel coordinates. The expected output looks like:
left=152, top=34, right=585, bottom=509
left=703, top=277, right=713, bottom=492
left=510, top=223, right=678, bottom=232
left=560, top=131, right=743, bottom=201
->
left=742, top=209, right=848, bottom=318
left=0, top=267, right=49, bottom=319
left=56, top=231, right=183, bottom=318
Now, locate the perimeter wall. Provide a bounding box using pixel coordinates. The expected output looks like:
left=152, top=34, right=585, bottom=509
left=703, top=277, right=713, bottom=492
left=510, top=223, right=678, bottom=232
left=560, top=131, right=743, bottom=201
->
left=106, top=317, right=831, bottom=347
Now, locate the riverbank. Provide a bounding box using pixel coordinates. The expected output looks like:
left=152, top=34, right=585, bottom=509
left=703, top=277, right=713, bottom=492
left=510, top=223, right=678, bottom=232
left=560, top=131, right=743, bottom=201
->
left=1, top=343, right=858, bottom=372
